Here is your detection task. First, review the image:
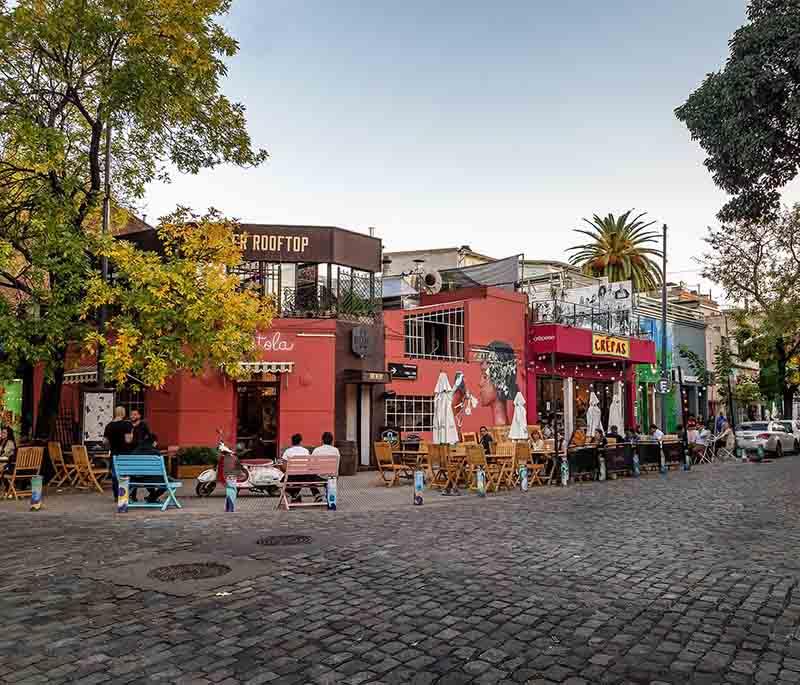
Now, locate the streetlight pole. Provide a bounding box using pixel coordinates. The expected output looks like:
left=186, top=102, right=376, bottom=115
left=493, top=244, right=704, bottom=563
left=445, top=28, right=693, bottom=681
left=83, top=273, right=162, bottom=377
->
left=97, top=122, right=111, bottom=389
left=660, top=223, right=668, bottom=433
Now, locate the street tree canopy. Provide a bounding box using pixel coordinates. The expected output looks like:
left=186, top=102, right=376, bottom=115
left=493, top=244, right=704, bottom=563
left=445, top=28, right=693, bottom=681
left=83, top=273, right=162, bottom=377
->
left=0, top=0, right=267, bottom=437
left=676, top=1, right=800, bottom=223
left=702, top=206, right=800, bottom=416
left=83, top=208, right=274, bottom=389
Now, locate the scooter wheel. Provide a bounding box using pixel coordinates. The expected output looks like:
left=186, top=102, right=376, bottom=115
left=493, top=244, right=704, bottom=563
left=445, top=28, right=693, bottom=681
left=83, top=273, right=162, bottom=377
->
left=267, top=485, right=281, bottom=497
left=196, top=481, right=216, bottom=497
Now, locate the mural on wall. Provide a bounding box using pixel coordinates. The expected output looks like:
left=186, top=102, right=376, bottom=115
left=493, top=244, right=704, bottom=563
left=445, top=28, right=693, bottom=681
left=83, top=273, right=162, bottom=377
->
left=636, top=317, right=679, bottom=431
left=0, top=380, right=22, bottom=437
left=473, top=341, right=519, bottom=426
left=567, top=280, right=634, bottom=335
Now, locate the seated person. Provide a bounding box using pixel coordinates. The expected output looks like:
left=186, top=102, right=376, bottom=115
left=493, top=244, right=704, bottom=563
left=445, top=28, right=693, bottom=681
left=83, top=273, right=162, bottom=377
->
left=715, top=421, right=735, bottom=453
left=590, top=428, right=607, bottom=448
left=649, top=423, right=665, bottom=441
left=568, top=422, right=587, bottom=447
left=529, top=426, right=545, bottom=451
left=129, top=434, right=166, bottom=504
left=479, top=426, right=494, bottom=455
left=282, top=433, right=322, bottom=504
left=606, top=425, right=624, bottom=443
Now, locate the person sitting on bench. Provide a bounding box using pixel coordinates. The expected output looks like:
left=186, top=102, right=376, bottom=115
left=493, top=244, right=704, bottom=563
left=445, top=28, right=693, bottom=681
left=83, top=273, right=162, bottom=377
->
left=129, top=434, right=166, bottom=504
left=280, top=433, right=322, bottom=504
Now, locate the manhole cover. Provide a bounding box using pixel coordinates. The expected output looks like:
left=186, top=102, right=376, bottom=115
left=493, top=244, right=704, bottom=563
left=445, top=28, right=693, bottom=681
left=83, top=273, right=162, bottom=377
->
left=147, top=562, right=232, bottom=582
left=257, top=535, right=312, bottom=546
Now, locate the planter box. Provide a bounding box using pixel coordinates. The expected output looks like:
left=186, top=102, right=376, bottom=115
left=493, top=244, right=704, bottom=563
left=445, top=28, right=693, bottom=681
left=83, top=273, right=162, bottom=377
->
left=177, top=465, right=210, bottom=480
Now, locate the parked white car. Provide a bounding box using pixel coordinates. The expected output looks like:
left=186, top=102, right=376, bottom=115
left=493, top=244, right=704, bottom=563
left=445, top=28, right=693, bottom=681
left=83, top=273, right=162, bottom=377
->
left=776, top=420, right=800, bottom=451
left=735, top=421, right=796, bottom=458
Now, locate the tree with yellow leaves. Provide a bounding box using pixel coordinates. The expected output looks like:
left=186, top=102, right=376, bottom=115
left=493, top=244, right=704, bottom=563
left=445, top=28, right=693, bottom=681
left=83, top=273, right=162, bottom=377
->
left=0, top=1, right=267, bottom=437
left=84, top=208, right=274, bottom=389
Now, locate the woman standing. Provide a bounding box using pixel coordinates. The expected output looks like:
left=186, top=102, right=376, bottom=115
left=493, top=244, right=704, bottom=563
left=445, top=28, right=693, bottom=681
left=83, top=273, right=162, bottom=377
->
left=0, top=427, right=17, bottom=496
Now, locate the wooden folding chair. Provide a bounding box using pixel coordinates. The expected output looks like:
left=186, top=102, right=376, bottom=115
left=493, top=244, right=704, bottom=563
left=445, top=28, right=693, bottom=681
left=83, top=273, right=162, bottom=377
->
left=461, top=431, right=478, bottom=444
left=443, top=445, right=467, bottom=491
left=374, top=442, right=412, bottom=487
left=47, top=441, right=78, bottom=488
left=491, top=425, right=510, bottom=445
left=514, top=441, right=540, bottom=487
left=72, top=445, right=109, bottom=493
left=426, top=444, right=450, bottom=489
left=465, top=443, right=501, bottom=492
left=493, top=441, right=515, bottom=488
left=5, top=447, right=44, bottom=500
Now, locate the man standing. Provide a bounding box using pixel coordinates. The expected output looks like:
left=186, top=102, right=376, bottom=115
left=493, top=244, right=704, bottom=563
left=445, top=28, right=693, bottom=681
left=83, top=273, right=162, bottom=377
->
left=715, top=410, right=727, bottom=434
left=103, top=406, right=132, bottom=499
left=130, top=409, right=154, bottom=450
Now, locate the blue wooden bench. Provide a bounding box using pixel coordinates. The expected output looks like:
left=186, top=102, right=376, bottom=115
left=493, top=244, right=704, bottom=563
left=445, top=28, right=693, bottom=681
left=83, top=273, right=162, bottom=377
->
left=113, top=454, right=183, bottom=511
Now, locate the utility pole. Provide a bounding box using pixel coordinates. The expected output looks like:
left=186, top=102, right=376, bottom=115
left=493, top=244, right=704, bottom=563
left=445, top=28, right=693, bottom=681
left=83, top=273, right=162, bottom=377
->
left=97, top=123, right=111, bottom=389
left=660, top=223, right=668, bottom=433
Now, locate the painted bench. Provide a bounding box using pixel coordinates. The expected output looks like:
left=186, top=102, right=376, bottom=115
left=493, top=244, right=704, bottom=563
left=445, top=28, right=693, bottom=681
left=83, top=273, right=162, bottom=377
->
left=277, top=454, right=339, bottom=510
left=113, top=454, right=182, bottom=511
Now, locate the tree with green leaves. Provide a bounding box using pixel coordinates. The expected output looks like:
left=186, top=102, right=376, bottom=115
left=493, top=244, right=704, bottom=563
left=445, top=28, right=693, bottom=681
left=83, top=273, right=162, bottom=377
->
left=567, top=210, right=663, bottom=292
left=701, top=206, right=800, bottom=418
left=84, top=208, right=274, bottom=388
left=0, top=0, right=267, bottom=438
left=675, top=1, right=800, bottom=223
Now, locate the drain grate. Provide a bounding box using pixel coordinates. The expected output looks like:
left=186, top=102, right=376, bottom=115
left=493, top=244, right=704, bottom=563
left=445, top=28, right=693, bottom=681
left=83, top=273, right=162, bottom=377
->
left=147, top=562, right=232, bottom=582
left=257, top=535, right=312, bottom=546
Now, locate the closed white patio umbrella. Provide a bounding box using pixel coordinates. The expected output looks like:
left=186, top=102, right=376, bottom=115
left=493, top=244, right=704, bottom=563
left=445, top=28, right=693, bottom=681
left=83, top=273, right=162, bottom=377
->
left=608, top=382, right=624, bottom=432
left=509, top=392, right=529, bottom=440
left=432, top=372, right=458, bottom=445
left=586, top=391, right=604, bottom=437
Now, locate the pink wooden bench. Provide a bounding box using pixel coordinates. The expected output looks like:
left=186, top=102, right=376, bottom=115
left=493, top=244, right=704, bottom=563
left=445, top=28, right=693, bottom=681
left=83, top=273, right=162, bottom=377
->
left=277, top=454, right=340, bottom=510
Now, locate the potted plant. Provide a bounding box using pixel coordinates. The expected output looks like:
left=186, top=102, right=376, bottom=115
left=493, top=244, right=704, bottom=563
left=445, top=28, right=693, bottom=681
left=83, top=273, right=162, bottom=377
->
left=176, top=446, right=218, bottom=480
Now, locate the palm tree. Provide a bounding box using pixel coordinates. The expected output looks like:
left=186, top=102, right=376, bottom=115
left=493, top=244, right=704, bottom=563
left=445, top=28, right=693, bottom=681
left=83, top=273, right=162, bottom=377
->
left=567, top=210, right=663, bottom=292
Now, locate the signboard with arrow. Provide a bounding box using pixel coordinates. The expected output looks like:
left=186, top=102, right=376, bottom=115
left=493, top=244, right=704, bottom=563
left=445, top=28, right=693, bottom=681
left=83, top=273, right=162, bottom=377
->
left=389, top=363, right=417, bottom=381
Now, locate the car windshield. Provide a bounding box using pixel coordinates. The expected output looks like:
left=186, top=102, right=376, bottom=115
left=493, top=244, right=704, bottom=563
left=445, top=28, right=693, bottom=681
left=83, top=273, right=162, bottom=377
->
left=779, top=421, right=794, bottom=431
left=739, top=423, right=768, bottom=431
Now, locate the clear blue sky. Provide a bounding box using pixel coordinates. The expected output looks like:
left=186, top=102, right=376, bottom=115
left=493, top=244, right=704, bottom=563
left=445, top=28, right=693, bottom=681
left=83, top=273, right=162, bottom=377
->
left=144, top=0, right=797, bottom=294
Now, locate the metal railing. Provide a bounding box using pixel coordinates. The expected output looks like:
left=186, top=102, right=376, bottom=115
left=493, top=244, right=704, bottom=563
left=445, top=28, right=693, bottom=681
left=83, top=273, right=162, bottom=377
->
left=280, top=282, right=380, bottom=323
left=529, top=299, right=655, bottom=339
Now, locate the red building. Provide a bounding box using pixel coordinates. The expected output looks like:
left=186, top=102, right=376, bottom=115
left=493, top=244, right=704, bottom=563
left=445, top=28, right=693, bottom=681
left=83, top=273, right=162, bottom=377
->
left=51, top=224, right=386, bottom=471
left=527, top=322, right=657, bottom=434
left=383, top=286, right=528, bottom=439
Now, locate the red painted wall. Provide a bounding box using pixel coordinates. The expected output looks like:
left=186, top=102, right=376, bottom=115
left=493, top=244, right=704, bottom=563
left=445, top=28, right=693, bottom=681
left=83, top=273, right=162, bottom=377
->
left=141, top=319, right=337, bottom=450
left=385, top=287, right=528, bottom=439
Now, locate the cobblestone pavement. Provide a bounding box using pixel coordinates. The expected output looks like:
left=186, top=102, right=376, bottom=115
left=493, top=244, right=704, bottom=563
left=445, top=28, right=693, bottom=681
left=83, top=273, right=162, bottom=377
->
left=1, top=459, right=800, bottom=685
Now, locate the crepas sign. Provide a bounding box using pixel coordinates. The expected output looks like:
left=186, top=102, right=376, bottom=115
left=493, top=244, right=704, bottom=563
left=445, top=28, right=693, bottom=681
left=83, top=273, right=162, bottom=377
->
left=592, top=334, right=630, bottom=358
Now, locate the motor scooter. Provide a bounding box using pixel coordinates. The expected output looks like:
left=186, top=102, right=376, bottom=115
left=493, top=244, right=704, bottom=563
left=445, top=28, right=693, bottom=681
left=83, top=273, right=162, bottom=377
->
left=195, top=433, right=284, bottom=497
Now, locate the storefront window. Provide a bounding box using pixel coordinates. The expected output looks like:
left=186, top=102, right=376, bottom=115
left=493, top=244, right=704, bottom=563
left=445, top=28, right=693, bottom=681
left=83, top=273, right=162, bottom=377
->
left=385, top=395, right=434, bottom=432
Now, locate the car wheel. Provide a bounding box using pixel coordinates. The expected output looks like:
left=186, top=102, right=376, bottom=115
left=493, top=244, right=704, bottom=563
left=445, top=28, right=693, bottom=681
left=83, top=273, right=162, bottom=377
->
left=775, top=442, right=784, bottom=458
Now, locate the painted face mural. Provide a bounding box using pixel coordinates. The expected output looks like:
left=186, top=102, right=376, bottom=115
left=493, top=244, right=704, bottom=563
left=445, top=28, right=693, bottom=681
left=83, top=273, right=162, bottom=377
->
left=477, top=341, right=519, bottom=426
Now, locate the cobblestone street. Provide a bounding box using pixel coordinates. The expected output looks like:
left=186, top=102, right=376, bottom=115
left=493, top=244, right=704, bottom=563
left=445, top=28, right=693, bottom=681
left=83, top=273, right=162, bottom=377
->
left=1, top=459, right=800, bottom=685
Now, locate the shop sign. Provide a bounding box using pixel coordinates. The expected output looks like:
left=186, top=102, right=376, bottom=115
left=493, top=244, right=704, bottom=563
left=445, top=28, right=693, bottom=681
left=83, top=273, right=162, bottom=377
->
left=343, top=370, right=391, bottom=384
left=255, top=332, right=295, bottom=352
left=388, top=363, right=417, bottom=380
left=592, top=334, right=630, bottom=358
left=351, top=326, right=371, bottom=358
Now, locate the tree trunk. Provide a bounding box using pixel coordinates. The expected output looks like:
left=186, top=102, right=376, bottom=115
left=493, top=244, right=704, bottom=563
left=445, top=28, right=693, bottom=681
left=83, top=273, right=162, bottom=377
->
left=34, top=350, right=66, bottom=441
left=783, top=385, right=797, bottom=420
left=775, top=340, right=793, bottom=419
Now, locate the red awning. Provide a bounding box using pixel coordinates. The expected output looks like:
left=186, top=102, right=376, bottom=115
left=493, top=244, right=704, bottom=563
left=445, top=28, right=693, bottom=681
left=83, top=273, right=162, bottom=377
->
left=528, top=324, right=656, bottom=365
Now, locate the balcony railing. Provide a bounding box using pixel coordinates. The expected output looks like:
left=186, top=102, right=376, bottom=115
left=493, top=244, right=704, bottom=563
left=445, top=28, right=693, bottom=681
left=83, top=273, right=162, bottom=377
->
left=280, top=283, right=380, bottom=323
left=530, top=299, right=655, bottom=339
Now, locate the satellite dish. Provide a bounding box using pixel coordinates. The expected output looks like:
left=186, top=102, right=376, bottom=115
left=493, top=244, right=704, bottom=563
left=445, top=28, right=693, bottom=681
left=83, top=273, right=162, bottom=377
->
left=420, top=269, right=443, bottom=294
